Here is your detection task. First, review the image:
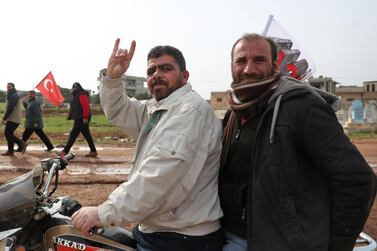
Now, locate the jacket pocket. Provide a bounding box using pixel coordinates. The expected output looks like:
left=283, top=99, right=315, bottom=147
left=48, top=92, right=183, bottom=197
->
left=279, top=196, right=306, bottom=248
left=158, top=134, right=193, bottom=161
left=219, top=183, right=248, bottom=223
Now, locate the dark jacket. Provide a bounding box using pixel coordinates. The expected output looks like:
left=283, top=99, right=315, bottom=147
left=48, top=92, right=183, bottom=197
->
left=68, top=90, right=91, bottom=121
left=3, top=90, right=21, bottom=123
left=23, top=99, right=44, bottom=129
left=220, top=77, right=376, bottom=251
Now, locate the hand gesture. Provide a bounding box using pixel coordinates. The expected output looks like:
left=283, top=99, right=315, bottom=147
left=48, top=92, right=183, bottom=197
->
left=107, top=38, right=136, bottom=79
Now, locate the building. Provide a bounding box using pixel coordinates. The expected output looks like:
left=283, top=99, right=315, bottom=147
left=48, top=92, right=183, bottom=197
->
left=210, top=91, right=230, bottom=119
left=97, top=70, right=149, bottom=98
left=122, top=75, right=149, bottom=98
left=336, top=81, right=377, bottom=107
left=335, top=81, right=377, bottom=132
left=307, top=76, right=339, bottom=94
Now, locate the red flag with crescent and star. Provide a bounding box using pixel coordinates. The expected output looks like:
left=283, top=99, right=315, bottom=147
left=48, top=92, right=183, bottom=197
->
left=36, top=71, right=64, bottom=106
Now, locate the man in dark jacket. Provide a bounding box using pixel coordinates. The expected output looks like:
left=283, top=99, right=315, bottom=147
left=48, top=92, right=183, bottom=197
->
left=2, top=82, right=27, bottom=156
left=21, top=90, right=54, bottom=152
left=219, top=33, right=376, bottom=251
left=60, top=82, right=97, bottom=157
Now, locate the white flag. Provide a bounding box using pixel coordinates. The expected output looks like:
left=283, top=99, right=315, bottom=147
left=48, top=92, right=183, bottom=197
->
left=262, top=15, right=315, bottom=80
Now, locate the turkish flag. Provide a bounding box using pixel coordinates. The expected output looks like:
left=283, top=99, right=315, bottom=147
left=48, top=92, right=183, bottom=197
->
left=36, top=71, right=65, bottom=106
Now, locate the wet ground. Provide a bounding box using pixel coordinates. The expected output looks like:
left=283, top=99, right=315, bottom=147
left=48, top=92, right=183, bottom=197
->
left=0, top=144, right=133, bottom=205
left=0, top=139, right=376, bottom=242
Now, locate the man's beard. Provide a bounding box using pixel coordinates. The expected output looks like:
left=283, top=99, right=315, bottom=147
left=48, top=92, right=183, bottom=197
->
left=231, top=67, right=276, bottom=101
left=232, top=66, right=275, bottom=86
left=151, top=77, right=183, bottom=101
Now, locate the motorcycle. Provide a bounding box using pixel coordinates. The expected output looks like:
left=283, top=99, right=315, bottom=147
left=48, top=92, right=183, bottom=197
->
left=0, top=154, right=376, bottom=251
left=0, top=153, right=136, bottom=251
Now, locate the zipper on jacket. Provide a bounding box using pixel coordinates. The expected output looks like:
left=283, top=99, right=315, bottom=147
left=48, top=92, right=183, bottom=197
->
left=235, top=129, right=241, bottom=140
left=247, top=105, right=274, bottom=246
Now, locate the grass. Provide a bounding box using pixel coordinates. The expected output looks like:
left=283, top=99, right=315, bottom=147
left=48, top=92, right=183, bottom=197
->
left=0, top=103, right=130, bottom=145
left=0, top=102, right=376, bottom=144
left=347, top=132, right=377, bottom=140
left=42, top=115, right=119, bottom=134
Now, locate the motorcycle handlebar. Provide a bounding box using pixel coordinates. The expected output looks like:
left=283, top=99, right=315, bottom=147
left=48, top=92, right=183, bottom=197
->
left=59, top=153, right=75, bottom=170
left=63, top=153, right=75, bottom=162
left=40, top=153, right=76, bottom=197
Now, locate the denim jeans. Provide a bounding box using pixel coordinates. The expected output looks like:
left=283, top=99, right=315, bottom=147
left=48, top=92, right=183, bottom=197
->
left=222, top=230, right=247, bottom=251
left=132, top=225, right=224, bottom=251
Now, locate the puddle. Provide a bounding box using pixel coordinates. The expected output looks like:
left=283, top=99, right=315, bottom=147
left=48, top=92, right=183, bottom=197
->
left=0, top=165, right=18, bottom=171
left=68, top=164, right=131, bottom=175
left=0, top=145, right=134, bottom=152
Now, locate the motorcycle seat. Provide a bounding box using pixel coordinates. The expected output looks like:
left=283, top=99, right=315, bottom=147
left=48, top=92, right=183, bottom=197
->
left=102, top=226, right=137, bottom=248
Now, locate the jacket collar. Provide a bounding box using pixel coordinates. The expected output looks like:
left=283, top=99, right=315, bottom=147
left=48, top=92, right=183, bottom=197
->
left=146, top=83, right=192, bottom=115
left=269, top=76, right=340, bottom=110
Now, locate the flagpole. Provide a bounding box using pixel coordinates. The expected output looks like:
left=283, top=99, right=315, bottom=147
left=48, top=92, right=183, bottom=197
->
left=35, top=71, right=65, bottom=107
left=262, top=15, right=274, bottom=36
left=33, top=71, right=51, bottom=90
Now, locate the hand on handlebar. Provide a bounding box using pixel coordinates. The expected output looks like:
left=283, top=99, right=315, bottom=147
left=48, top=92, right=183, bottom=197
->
left=71, top=206, right=103, bottom=236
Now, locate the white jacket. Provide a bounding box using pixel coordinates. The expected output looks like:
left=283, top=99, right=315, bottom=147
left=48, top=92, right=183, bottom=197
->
left=99, top=76, right=223, bottom=236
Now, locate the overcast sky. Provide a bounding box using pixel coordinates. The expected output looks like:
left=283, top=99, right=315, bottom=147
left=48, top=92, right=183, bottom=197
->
left=1, top=0, right=376, bottom=99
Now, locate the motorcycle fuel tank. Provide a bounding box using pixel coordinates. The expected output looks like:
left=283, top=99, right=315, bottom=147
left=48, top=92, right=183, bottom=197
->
left=44, top=225, right=135, bottom=251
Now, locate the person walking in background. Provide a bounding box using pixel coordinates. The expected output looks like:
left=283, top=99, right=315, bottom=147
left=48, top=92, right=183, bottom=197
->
left=60, top=82, right=97, bottom=157
left=2, top=82, right=27, bottom=156
left=21, top=90, right=54, bottom=152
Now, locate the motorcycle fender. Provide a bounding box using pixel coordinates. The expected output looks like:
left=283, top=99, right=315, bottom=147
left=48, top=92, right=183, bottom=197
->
left=44, top=225, right=135, bottom=251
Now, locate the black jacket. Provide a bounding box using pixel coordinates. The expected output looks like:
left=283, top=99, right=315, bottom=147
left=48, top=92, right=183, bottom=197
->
left=68, top=90, right=91, bottom=121
left=220, top=77, right=376, bottom=251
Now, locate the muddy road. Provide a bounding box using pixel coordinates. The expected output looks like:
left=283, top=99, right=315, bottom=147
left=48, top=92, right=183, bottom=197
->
left=0, top=139, right=376, bottom=241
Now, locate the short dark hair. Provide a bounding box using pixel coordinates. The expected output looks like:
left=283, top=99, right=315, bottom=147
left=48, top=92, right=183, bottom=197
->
left=147, top=45, right=186, bottom=71
left=29, top=90, right=36, bottom=95
left=231, top=33, right=277, bottom=63
left=7, top=82, right=15, bottom=88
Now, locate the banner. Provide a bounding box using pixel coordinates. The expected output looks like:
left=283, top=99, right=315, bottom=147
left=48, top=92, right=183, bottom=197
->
left=262, top=15, right=315, bottom=80
left=36, top=71, right=65, bottom=106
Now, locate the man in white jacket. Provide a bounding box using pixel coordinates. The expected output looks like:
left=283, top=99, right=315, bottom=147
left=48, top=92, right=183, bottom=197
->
left=72, top=39, right=224, bottom=250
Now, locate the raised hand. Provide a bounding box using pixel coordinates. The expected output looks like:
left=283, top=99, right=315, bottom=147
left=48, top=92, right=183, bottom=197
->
left=107, top=38, right=136, bottom=79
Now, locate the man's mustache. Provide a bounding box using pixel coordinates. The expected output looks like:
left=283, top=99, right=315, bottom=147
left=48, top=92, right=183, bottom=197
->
left=152, top=78, right=168, bottom=86
left=237, top=75, right=264, bottom=85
